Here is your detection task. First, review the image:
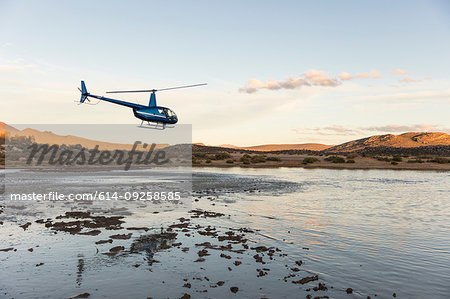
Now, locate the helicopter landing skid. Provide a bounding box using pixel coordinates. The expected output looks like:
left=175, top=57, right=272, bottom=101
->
left=138, top=120, right=174, bottom=130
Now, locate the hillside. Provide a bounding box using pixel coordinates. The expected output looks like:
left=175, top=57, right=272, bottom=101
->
left=326, top=132, right=450, bottom=152
left=2, top=124, right=168, bottom=150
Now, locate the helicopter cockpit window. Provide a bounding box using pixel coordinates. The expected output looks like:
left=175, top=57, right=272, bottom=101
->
left=158, top=108, right=164, bottom=114
left=164, top=108, right=177, bottom=118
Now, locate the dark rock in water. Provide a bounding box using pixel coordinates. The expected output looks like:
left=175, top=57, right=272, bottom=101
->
left=251, top=246, right=270, bottom=252
left=65, top=293, right=90, bottom=299
left=95, top=239, right=113, bottom=245
left=109, top=246, right=125, bottom=253
left=313, top=283, right=327, bottom=291
left=291, top=267, right=300, bottom=272
left=346, top=288, right=353, bottom=294
left=182, top=247, right=189, bottom=252
left=230, top=286, right=239, bottom=293
left=0, top=247, right=14, bottom=252
left=109, top=233, right=132, bottom=239
left=183, top=283, right=191, bottom=288
left=20, top=222, right=31, bottom=230
left=253, top=254, right=264, bottom=263
left=133, top=264, right=140, bottom=268
left=127, top=227, right=149, bottom=231
left=220, top=253, right=232, bottom=259
left=194, top=258, right=205, bottom=262
left=217, top=281, right=225, bottom=286
left=295, top=260, right=303, bottom=266
left=292, top=275, right=319, bottom=285
left=233, top=261, right=242, bottom=266
left=180, top=294, right=190, bottom=299
left=198, top=249, right=209, bottom=257
left=79, top=230, right=101, bottom=236
left=36, top=262, right=44, bottom=267
left=28, top=248, right=33, bottom=252
left=393, top=293, right=396, bottom=297
left=257, top=270, right=267, bottom=277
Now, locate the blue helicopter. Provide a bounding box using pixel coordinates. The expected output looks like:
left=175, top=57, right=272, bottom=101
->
left=78, top=81, right=206, bottom=129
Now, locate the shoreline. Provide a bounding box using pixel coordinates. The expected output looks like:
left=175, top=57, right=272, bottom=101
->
left=193, top=164, right=450, bottom=171
left=193, top=158, right=450, bottom=172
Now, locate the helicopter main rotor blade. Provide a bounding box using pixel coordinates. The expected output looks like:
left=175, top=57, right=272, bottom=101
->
left=106, top=83, right=207, bottom=94
left=157, top=83, right=207, bottom=92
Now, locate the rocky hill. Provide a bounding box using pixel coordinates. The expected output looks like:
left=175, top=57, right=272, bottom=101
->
left=325, top=132, right=450, bottom=152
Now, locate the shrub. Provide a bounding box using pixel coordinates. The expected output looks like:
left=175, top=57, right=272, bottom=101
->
left=391, top=161, right=398, bottom=165
left=205, top=159, right=211, bottom=163
left=325, top=156, right=345, bottom=163
left=266, top=156, right=281, bottom=162
left=226, top=159, right=234, bottom=164
left=429, top=157, right=449, bottom=164
left=251, top=155, right=266, bottom=163
left=407, top=158, right=424, bottom=163
left=375, top=156, right=391, bottom=162
left=192, top=157, right=200, bottom=164
left=346, top=159, right=355, bottom=163
left=215, top=152, right=231, bottom=160
left=392, top=156, right=403, bottom=162
left=303, top=157, right=319, bottom=164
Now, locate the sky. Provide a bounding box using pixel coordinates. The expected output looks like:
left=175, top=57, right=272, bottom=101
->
left=1, top=0, right=449, bottom=146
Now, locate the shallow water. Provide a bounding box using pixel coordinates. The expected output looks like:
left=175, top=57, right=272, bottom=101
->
left=0, top=167, right=449, bottom=298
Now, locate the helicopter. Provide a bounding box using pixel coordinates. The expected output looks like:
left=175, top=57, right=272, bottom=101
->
left=78, top=81, right=206, bottom=129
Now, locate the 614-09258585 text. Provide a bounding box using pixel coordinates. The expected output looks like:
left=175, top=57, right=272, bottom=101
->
left=9, top=191, right=182, bottom=201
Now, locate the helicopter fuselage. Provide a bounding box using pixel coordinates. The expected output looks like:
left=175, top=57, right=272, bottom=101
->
left=133, top=106, right=178, bottom=124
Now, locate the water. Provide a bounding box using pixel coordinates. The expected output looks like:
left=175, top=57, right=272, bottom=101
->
left=0, top=167, right=449, bottom=298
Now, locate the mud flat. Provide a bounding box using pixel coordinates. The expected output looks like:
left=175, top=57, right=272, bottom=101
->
left=1, top=168, right=449, bottom=298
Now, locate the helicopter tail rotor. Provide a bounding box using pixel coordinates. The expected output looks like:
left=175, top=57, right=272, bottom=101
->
left=79, top=80, right=89, bottom=103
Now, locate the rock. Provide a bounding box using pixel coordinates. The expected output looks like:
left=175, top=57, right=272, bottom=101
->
left=292, top=275, right=318, bottom=285
left=109, top=233, right=132, bottom=239
left=230, top=287, right=239, bottom=293
left=95, top=239, right=113, bottom=244
left=346, top=288, right=353, bottom=294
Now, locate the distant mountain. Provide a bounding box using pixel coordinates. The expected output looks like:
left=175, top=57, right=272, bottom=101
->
left=326, top=132, right=450, bottom=152
left=202, top=143, right=332, bottom=151
left=238, top=143, right=332, bottom=151
left=2, top=123, right=168, bottom=150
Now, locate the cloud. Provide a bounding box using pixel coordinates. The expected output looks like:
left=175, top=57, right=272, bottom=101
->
left=293, top=124, right=450, bottom=139
left=339, top=72, right=353, bottom=80
left=390, top=69, right=410, bottom=76
left=356, top=70, right=382, bottom=79
left=399, top=77, right=418, bottom=83
left=361, top=124, right=449, bottom=133
left=239, top=70, right=340, bottom=93
left=293, top=125, right=360, bottom=136
left=0, top=59, right=37, bottom=73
